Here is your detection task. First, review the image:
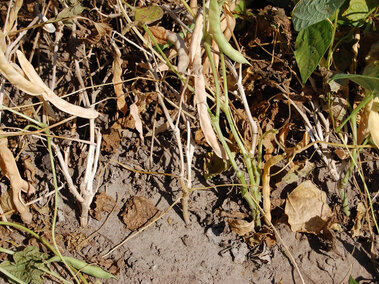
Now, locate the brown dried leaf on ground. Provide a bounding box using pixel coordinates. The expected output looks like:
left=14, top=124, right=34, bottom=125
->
left=121, top=196, right=160, bottom=231
left=90, top=192, right=116, bottom=221
left=228, top=219, right=255, bottom=236
left=0, top=135, right=35, bottom=223
left=285, top=180, right=333, bottom=234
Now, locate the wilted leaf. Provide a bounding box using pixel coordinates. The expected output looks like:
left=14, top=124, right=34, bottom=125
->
left=84, top=22, right=112, bottom=45
left=101, top=127, right=121, bottom=153
left=135, top=6, right=164, bottom=26
left=147, top=26, right=168, bottom=44
left=285, top=180, right=333, bottom=234
left=0, top=246, right=48, bottom=284
left=228, top=219, right=255, bottom=236
left=0, top=189, right=15, bottom=213
left=121, top=196, right=160, bottom=231
left=280, top=160, right=315, bottom=185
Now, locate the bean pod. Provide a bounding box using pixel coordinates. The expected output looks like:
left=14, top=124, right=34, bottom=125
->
left=208, top=0, right=248, bottom=64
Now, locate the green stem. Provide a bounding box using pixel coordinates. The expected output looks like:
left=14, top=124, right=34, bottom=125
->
left=326, top=9, right=339, bottom=69
left=204, top=41, right=260, bottom=221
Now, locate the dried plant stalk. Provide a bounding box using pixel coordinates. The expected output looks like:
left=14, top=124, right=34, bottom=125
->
left=0, top=134, right=35, bottom=223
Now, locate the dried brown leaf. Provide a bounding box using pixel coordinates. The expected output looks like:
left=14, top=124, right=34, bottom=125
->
left=90, top=192, right=116, bottom=221
left=101, top=128, right=121, bottom=154
left=285, top=180, right=332, bottom=234
left=121, top=196, right=160, bottom=231
left=228, top=218, right=255, bottom=236
left=148, top=26, right=167, bottom=45
left=84, top=22, right=112, bottom=45
left=262, top=154, right=285, bottom=224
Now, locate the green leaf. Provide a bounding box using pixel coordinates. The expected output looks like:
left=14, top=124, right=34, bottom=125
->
left=292, top=0, right=346, bottom=31
left=135, top=6, right=164, bottom=26
left=349, top=276, right=359, bottom=284
left=329, top=74, right=379, bottom=93
left=342, top=0, right=369, bottom=21
left=294, top=20, right=333, bottom=83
